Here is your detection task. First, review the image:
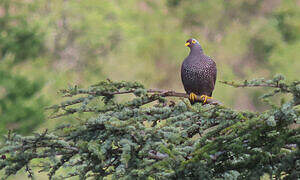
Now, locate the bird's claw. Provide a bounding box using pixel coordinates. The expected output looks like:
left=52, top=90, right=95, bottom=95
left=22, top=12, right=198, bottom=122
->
left=199, top=95, right=212, bottom=104
left=189, top=93, right=213, bottom=104
left=189, top=93, right=197, bottom=102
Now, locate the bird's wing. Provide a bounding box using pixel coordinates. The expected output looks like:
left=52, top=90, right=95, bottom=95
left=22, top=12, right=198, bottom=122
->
left=207, top=57, right=217, bottom=96
left=212, top=60, right=217, bottom=87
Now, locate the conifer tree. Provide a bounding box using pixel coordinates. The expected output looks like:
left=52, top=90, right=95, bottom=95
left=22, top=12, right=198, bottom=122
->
left=0, top=74, right=298, bottom=179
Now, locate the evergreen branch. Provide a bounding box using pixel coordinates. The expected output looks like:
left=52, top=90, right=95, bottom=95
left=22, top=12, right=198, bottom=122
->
left=219, top=74, right=293, bottom=94
left=46, top=88, right=221, bottom=112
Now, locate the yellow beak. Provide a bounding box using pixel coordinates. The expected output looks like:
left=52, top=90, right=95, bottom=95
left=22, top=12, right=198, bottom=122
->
left=185, top=42, right=190, bottom=47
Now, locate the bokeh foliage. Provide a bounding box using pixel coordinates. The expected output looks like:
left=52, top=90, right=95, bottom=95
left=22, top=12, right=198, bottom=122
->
left=0, top=70, right=44, bottom=135
left=0, top=75, right=298, bottom=179
left=0, top=0, right=46, bottom=135
left=0, top=0, right=44, bottom=63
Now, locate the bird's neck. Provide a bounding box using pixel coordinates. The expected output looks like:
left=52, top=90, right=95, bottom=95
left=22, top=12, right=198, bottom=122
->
left=189, top=46, right=204, bottom=57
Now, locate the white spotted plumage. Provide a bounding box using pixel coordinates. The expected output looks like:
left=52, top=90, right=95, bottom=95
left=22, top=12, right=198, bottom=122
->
left=181, top=39, right=217, bottom=97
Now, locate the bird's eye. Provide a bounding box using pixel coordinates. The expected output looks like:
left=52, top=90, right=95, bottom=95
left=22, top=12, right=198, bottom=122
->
left=192, top=40, right=196, bottom=44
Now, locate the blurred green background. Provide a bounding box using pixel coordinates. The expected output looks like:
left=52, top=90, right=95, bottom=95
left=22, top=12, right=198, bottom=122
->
left=1, top=0, right=300, bottom=136
left=0, top=0, right=299, bottom=179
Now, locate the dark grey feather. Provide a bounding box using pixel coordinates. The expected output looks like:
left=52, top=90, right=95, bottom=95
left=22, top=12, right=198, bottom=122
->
left=181, top=38, right=217, bottom=102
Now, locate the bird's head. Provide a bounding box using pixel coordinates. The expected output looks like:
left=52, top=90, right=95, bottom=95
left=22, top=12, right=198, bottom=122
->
left=185, top=38, right=202, bottom=49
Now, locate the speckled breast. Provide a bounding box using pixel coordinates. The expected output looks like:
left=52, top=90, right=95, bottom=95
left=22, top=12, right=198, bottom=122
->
left=181, top=58, right=215, bottom=96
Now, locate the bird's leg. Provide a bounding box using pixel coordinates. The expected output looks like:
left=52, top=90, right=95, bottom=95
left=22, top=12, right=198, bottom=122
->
left=189, top=93, right=197, bottom=102
left=199, top=95, right=212, bottom=104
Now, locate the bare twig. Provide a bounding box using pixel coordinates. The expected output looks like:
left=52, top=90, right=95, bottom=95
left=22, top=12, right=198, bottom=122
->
left=46, top=88, right=222, bottom=112
left=148, top=150, right=169, bottom=160
left=147, top=89, right=222, bottom=105
left=219, top=80, right=279, bottom=88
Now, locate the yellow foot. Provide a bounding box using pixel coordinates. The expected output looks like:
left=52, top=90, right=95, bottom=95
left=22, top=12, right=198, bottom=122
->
left=189, top=93, right=197, bottom=103
left=199, top=95, right=212, bottom=104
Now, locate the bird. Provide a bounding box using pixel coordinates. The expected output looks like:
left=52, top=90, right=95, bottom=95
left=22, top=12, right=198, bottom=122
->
left=181, top=38, right=217, bottom=104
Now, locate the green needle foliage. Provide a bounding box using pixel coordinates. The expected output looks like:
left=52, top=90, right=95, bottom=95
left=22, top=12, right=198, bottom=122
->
left=0, top=75, right=299, bottom=179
